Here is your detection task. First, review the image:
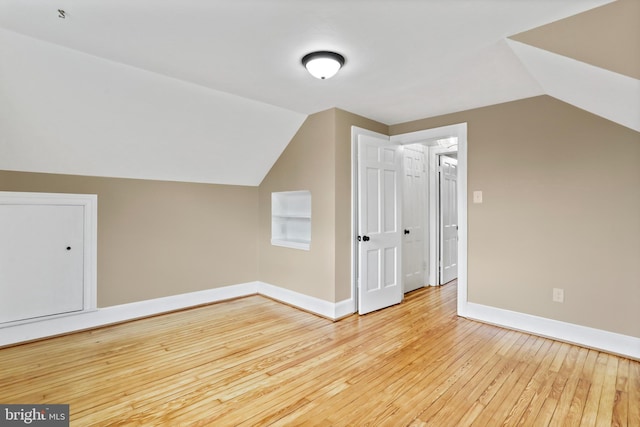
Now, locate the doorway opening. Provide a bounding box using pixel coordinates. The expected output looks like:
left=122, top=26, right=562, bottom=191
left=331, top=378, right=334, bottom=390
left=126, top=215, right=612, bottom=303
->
left=351, top=124, right=467, bottom=316
left=402, top=139, right=458, bottom=290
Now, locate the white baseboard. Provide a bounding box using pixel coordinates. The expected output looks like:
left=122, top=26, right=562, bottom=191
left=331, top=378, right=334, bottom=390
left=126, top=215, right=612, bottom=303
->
left=335, top=298, right=357, bottom=320
left=257, top=281, right=355, bottom=320
left=0, top=281, right=356, bottom=347
left=0, top=282, right=259, bottom=347
left=464, top=302, right=640, bottom=360
left=6, top=284, right=635, bottom=360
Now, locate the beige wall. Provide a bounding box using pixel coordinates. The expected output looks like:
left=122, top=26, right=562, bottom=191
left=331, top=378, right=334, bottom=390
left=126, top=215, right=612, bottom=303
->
left=0, top=107, right=386, bottom=311
left=258, top=109, right=337, bottom=301
left=0, top=171, right=258, bottom=307
left=4, top=96, right=638, bottom=339
left=258, top=108, right=387, bottom=303
left=390, top=95, right=640, bottom=337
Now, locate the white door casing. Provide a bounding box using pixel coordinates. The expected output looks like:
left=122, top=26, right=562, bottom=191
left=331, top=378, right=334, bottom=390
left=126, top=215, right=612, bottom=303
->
left=357, top=133, right=403, bottom=314
left=353, top=123, right=467, bottom=317
left=402, top=144, right=427, bottom=292
left=439, top=155, right=458, bottom=284
left=388, top=123, right=467, bottom=316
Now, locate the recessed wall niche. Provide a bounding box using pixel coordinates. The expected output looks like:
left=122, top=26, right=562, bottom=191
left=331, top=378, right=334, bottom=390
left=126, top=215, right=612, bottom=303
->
left=271, top=191, right=311, bottom=250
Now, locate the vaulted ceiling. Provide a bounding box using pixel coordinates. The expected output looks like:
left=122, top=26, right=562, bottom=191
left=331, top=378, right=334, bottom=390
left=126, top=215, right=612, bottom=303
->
left=0, top=0, right=637, bottom=185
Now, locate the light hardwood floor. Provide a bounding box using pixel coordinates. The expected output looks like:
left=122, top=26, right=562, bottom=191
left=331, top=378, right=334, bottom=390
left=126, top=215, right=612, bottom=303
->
left=1, top=283, right=638, bottom=426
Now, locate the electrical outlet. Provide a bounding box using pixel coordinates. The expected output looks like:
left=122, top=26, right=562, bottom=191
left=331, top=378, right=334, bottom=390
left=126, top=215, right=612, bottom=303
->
left=552, top=288, right=564, bottom=303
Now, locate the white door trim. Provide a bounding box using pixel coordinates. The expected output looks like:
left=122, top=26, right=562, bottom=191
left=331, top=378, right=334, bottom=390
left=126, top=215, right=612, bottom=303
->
left=390, top=123, right=468, bottom=316
left=0, top=191, right=98, bottom=325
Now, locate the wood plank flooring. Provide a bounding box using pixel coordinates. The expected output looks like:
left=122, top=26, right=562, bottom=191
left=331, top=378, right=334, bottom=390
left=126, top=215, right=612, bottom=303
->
left=1, top=283, right=638, bottom=426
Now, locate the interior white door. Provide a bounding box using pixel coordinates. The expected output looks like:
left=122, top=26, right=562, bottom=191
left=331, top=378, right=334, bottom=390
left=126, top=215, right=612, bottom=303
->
left=357, top=133, right=402, bottom=314
left=0, top=204, right=85, bottom=323
left=439, top=155, right=458, bottom=284
left=402, top=144, right=426, bottom=293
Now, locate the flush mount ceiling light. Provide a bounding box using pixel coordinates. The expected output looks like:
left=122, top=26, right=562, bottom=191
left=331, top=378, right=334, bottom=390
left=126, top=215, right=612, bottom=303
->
left=301, top=51, right=345, bottom=80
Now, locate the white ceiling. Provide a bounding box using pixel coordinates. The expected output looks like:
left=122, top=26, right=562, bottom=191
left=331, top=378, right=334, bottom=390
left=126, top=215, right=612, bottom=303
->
left=0, top=0, right=622, bottom=185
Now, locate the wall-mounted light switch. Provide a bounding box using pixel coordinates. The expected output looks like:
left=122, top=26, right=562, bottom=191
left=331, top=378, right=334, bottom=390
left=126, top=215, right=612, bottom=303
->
left=473, top=191, right=483, bottom=204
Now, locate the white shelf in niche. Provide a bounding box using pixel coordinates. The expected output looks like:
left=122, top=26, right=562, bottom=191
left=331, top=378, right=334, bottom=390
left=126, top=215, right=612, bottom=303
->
left=272, top=191, right=311, bottom=250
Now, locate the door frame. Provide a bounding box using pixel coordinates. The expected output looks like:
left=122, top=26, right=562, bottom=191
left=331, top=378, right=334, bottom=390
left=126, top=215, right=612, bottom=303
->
left=352, top=123, right=468, bottom=317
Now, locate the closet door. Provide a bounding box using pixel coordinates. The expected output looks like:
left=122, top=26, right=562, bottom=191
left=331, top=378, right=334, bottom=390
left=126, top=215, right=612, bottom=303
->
left=0, top=204, right=85, bottom=323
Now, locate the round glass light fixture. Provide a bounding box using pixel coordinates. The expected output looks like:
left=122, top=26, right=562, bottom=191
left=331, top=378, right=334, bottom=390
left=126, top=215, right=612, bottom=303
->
left=301, top=51, right=345, bottom=80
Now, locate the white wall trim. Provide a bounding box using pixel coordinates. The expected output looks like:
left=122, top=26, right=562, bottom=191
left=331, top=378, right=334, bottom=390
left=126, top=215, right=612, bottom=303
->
left=0, top=282, right=259, bottom=347
left=0, top=281, right=355, bottom=347
left=7, top=276, right=635, bottom=359
left=257, top=282, right=355, bottom=321
left=334, top=298, right=357, bottom=320
left=465, top=302, right=640, bottom=360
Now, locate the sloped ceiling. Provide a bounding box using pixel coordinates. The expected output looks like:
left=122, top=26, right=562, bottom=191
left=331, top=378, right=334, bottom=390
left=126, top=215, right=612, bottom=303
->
left=1, top=0, right=634, bottom=185
left=509, top=0, right=640, bottom=80
left=508, top=0, right=640, bottom=132
left=0, top=27, right=306, bottom=186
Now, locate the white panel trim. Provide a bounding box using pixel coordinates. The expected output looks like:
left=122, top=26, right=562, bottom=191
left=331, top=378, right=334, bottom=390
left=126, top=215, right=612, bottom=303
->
left=465, top=302, right=640, bottom=360
left=0, top=281, right=356, bottom=347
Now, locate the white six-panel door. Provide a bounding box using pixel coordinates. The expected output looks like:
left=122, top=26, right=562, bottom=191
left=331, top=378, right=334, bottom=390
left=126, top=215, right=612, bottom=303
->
left=357, top=134, right=402, bottom=314
left=402, top=144, right=427, bottom=293
left=439, top=155, right=458, bottom=284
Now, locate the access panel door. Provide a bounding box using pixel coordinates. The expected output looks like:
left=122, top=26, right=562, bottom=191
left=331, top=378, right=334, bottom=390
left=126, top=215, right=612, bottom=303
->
left=0, top=204, right=85, bottom=323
